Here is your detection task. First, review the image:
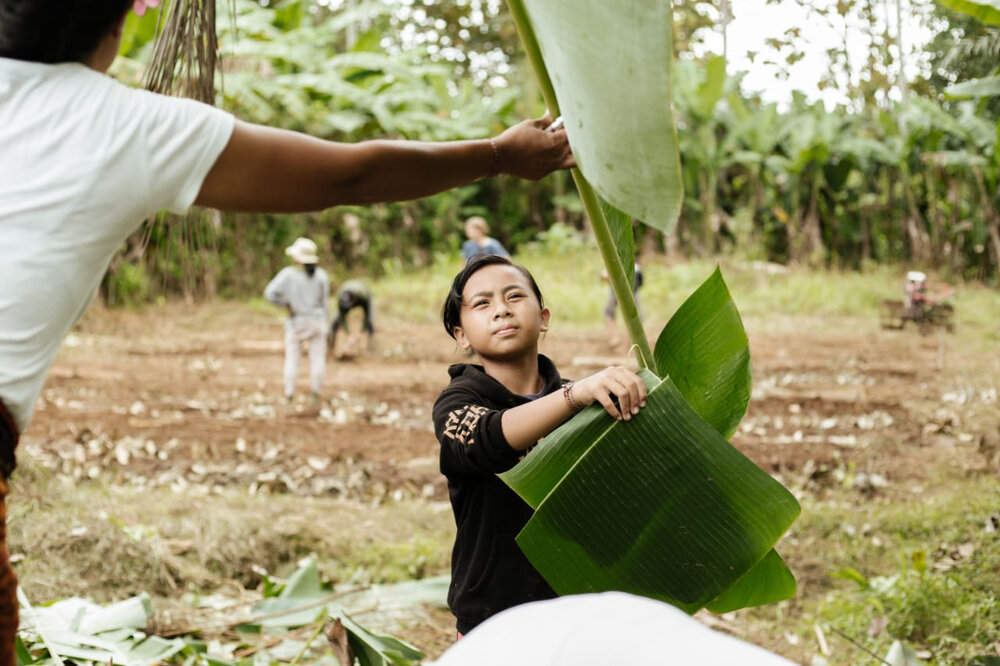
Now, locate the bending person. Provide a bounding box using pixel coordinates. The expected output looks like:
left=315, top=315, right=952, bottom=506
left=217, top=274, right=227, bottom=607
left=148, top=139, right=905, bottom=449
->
left=329, top=279, right=375, bottom=356
left=0, top=2, right=574, bottom=662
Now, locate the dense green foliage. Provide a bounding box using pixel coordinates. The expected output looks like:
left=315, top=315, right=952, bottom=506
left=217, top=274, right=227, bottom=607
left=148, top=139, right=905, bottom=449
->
left=105, top=0, right=1000, bottom=305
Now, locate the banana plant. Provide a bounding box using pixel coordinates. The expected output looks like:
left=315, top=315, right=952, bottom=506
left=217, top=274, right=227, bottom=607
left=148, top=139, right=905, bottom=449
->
left=940, top=0, right=1000, bottom=97
left=503, top=0, right=799, bottom=614
left=673, top=55, right=732, bottom=254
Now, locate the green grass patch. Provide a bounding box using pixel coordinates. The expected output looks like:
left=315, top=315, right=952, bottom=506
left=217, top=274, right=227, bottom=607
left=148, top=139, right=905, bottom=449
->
left=374, top=243, right=1000, bottom=341
left=740, top=476, right=1000, bottom=665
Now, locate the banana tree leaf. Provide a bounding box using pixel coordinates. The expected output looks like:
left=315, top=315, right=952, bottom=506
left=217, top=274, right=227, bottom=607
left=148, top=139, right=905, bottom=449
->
left=693, top=55, right=727, bottom=119
left=938, top=0, right=1000, bottom=24
left=501, top=370, right=800, bottom=612
left=338, top=612, right=424, bottom=666
left=14, top=637, right=34, bottom=665
left=515, top=0, right=682, bottom=231
left=503, top=372, right=661, bottom=511
left=654, top=267, right=751, bottom=440
left=653, top=269, right=796, bottom=611
left=17, top=594, right=185, bottom=665
left=599, top=199, right=635, bottom=289
left=705, top=549, right=796, bottom=614
left=945, top=75, right=1000, bottom=98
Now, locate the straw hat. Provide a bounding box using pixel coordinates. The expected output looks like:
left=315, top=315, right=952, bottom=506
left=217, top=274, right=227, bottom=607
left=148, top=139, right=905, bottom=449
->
left=285, top=237, right=319, bottom=264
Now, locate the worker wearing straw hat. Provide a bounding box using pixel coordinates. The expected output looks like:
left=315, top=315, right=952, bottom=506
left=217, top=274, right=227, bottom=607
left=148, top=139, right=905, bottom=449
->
left=264, top=237, right=330, bottom=403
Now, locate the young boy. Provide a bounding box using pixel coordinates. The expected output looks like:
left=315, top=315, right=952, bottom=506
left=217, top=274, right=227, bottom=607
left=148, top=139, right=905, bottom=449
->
left=0, top=2, right=573, bottom=659
left=433, top=255, right=646, bottom=636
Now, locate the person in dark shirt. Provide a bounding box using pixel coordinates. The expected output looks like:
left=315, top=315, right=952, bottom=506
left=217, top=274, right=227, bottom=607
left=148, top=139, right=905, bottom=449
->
left=432, top=255, right=648, bottom=636
left=329, top=279, right=375, bottom=355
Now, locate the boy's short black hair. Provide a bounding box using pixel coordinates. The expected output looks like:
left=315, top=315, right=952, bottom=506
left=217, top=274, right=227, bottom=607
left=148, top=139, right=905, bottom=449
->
left=442, top=255, right=545, bottom=339
left=0, top=0, right=132, bottom=63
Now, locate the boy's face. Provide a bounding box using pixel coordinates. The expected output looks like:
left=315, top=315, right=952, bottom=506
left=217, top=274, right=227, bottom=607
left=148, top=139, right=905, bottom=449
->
left=453, top=265, right=549, bottom=361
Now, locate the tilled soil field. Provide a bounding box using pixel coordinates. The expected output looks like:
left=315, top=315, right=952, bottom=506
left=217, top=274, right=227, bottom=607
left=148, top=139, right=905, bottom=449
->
left=22, top=305, right=996, bottom=506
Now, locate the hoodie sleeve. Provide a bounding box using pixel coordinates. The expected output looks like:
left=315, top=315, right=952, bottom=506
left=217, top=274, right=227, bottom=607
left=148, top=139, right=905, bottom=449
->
left=434, top=386, right=521, bottom=476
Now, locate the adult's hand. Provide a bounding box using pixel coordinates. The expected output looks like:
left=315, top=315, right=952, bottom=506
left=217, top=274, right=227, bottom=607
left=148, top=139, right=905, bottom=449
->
left=494, top=114, right=576, bottom=181
left=196, top=117, right=576, bottom=213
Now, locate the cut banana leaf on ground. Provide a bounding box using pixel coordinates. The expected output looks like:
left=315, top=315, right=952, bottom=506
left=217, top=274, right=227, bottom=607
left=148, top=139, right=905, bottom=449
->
left=16, top=593, right=186, bottom=665
left=508, top=0, right=683, bottom=231
left=245, top=560, right=427, bottom=666
left=501, top=270, right=799, bottom=612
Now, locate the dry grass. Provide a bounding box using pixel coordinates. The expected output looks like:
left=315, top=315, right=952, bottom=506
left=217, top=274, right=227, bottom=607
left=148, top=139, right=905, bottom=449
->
left=8, top=456, right=453, bottom=605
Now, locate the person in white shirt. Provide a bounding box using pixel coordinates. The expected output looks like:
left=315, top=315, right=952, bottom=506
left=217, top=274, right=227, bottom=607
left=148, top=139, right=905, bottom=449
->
left=264, top=238, right=330, bottom=402
left=430, top=591, right=795, bottom=666
left=0, top=1, right=574, bottom=661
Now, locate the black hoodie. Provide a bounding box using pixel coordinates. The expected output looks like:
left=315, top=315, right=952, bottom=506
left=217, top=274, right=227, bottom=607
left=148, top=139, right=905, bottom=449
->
left=432, top=355, right=562, bottom=634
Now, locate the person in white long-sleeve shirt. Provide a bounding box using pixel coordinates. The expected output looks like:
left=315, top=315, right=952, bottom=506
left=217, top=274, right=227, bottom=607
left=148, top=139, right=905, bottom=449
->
left=264, top=238, right=330, bottom=402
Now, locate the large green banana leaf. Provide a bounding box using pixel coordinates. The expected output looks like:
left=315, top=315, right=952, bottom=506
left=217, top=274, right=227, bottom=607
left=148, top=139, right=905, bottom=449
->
left=655, top=267, right=751, bottom=440
left=501, top=369, right=800, bottom=612
left=501, top=270, right=799, bottom=612
left=654, top=268, right=794, bottom=611
left=513, top=0, right=683, bottom=231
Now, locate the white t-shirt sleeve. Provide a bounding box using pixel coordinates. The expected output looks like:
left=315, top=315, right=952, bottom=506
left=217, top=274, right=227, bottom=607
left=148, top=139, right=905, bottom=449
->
left=135, top=90, right=236, bottom=215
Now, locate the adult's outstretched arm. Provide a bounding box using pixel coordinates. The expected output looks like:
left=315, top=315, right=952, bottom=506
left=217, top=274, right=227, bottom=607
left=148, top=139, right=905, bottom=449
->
left=195, top=115, right=573, bottom=212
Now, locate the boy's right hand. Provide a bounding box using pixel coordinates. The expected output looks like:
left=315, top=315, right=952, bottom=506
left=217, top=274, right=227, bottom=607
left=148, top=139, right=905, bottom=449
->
left=572, top=366, right=647, bottom=421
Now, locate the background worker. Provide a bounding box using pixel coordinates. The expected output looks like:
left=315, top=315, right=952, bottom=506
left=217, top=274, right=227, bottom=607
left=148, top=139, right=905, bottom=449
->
left=329, top=279, right=375, bottom=356
left=461, top=216, right=509, bottom=263
left=264, top=238, right=329, bottom=403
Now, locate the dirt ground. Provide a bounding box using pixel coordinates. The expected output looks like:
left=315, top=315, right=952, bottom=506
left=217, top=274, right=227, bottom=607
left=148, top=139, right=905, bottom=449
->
left=15, top=301, right=1000, bottom=661
left=24, top=305, right=997, bottom=504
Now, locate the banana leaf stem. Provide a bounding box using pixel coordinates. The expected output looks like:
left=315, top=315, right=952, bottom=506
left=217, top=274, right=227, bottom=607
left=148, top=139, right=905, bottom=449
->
left=573, top=174, right=655, bottom=369
left=506, top=0, right=655, bottom=370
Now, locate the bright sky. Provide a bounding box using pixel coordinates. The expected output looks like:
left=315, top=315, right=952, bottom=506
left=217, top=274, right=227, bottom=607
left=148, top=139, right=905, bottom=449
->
left=695, top=0, right=936, bottom=109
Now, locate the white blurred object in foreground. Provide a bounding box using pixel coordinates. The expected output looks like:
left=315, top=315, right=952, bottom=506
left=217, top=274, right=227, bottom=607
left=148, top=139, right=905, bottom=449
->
left=430, top=591, right=794, bottom=666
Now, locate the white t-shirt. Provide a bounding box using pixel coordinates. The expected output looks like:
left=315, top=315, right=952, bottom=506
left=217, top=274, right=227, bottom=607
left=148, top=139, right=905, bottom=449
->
left=0, top=58, right=235, bottom=432
left=430, top=592, right=795, bottom=666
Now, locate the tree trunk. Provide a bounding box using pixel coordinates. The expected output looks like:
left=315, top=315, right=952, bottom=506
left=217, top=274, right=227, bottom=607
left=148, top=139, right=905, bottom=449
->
left=901, top=164, right=931, bottom=263
left=794, top=174, right=825, bottom=265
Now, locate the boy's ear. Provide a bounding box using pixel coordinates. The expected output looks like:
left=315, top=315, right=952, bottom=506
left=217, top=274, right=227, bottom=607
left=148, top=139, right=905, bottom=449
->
left=539, top=307, right=551, bottom=332
left=453, top=327, right=471, bottom=350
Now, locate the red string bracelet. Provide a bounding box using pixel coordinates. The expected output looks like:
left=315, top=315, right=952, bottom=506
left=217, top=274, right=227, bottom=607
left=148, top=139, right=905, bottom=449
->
left=562, top=381, right=582, bottom=412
